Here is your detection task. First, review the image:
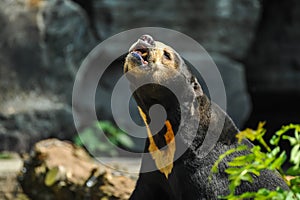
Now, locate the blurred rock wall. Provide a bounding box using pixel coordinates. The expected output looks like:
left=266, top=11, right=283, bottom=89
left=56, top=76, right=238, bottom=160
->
left=244, top=0, right=300, bottom=132
left=0, top=0, right=261, bottom=152
left=246, top=0, right=300, bottom=93
left=93, top=0, right=259, bottom=128
left=0, top=0, right=97, bottom=151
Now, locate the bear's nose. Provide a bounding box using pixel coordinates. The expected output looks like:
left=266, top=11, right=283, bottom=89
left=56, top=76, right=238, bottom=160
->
left=139, top=35, right=155, bottom=46
left=129, top=34, right=155, bottom=52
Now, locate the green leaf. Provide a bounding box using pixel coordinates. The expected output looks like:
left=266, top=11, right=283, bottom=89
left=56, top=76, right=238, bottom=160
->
left=290, top=176, right=300, bottom=185
left=285, top=191, right=297, bottom=200
left=228, top=160, right=248, bottom=167
left=269, top=146, right=280, bottom=157
left=210, top=145, right=248, bottom=174
left=270, top=151, right=287, bottom=170
left=0, top=152, right=12, bottom=160
left=73, top=135, right=83, bottom=146
left=270, top=134, right=280, bottom=146
left=290, top=144, right=300, bottom=163
left=236, top=191, right=256, bottom=199
left=286, top=166, right=300, bottom=176
left=236, top=122, right=267, bottom=146
left=96, top=121, right=134, bottom=148
left=295, top=129, right=299, bottom=141
left=45, top=167, right=64, bottom=186
left=240, top=173, right=253, bottom=183
left=247, top=168, right=261, bottom=177
left=97, top=121, right=117, bottom=135
left=211, top=123, right=300, bottom=199
left=236, top=128, right=256, bottom=143
left=225, top=168, right=241, bottom=175
left=228, top=154, right=254, bottom=167
left=73, top=120, right=135, bottom=155
left=290, top=177, right=300, bottom=193
left=116, top=134, right=134, bottom=148
left=282, top=136, right=298, bottom=146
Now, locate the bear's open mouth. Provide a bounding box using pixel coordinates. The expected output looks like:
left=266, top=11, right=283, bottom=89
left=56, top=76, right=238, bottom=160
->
left=130, top=48, right=149, bottom=65
left=128, top=35, right=155, bottom=67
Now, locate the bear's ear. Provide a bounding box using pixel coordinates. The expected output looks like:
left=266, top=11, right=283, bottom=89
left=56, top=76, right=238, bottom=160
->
left=191, top=76, right=203, bottom=97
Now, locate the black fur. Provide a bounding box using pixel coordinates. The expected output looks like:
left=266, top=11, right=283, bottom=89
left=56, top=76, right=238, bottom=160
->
left=126, top=37, right=289, bottom=200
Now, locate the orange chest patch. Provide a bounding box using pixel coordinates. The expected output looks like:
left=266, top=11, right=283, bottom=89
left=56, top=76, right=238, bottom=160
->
left=138, top=107, right=176, bottom=179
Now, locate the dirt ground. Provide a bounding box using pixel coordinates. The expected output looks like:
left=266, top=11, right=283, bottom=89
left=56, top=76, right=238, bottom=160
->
left=0, top=152, right=140, bottom=200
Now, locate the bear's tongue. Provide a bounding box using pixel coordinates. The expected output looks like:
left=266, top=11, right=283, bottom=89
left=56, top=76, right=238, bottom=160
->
left=132, top=50, right=148, bottom=64
left=129, top=35, right=155, bottom=65
left=131, top=49, right=148, bottom=65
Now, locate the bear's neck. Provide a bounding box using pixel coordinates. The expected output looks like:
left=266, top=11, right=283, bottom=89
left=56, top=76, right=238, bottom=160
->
left=137, top=97, right=182, bottom=150
left=134, top=85, right=238, bottom=152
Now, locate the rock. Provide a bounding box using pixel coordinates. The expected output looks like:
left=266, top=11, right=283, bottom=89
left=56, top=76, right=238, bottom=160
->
left=37, top=0, right=97, bottom=82
left=0, top=130, right=29, bottom=153
left=18, top=139, right=136, bottom=200
left=211, top=53, right=252, bottom=128
left=0, top=0, right=259, bottom=152
left=90, top=0, right=258, bottom=130
left=0, top=92, right=75, bottom=152
left=95, top=0, right=260, bottom=59
left=0, top=0, right=98, bottom=152
left=181, top=52, right=251, bottom=128
left=0, top=152, right=23, bottom=174
left=243, top=0, right=300, bottom=135
left=0, top=0, right=98, bottom=99
left=0, top=152, right=27, bottom=200
left=245, top=0, right=300, bottom=93
left=178, top=0, right=261, bottom=60
left=0, top=0, right=43, bottom=93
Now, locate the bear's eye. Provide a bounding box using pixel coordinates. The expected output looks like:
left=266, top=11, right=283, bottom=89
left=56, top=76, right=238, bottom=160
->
left=163, top=50, right=172, bottom=60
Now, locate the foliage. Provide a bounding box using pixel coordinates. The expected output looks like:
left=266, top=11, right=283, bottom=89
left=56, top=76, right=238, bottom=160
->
left=211, top=122, right=300, bottom=200
left=0, top=152, right=12, bottom=159
left=73, top=121, right=134, bottom=156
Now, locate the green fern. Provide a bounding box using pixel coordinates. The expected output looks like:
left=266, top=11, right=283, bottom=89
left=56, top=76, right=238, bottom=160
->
left=211, top=123, right=300, bottom=200
left=73, top=120, right=134, bottom=156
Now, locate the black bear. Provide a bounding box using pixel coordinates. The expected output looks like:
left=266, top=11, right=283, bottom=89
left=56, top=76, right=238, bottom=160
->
left=124, top=35, right=289, bottom=200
